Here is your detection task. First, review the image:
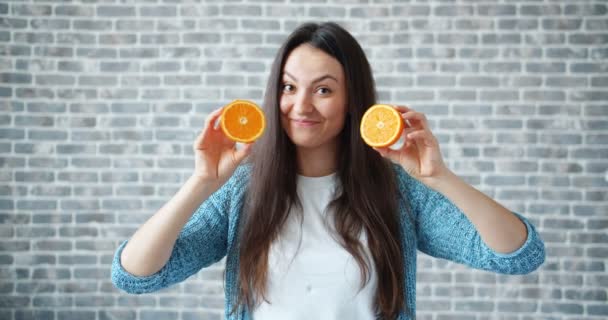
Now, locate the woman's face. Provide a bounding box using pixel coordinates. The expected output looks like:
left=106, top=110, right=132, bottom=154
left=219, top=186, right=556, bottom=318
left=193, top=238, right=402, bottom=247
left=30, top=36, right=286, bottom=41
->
left=279, top=44, right=347, bottom=151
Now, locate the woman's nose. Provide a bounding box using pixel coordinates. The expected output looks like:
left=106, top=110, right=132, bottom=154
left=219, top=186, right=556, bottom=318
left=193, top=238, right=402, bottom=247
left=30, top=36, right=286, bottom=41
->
left=293, top=92, right=313, bottom=114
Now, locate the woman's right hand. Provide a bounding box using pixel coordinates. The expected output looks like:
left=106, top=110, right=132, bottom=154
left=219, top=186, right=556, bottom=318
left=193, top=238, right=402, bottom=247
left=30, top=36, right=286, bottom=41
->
left=191, top=107, right=253, bottom=190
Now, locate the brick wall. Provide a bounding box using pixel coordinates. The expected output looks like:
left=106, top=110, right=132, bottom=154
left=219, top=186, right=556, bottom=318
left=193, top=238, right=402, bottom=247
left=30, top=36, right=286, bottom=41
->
left=1, top=0, right=607, bottom=319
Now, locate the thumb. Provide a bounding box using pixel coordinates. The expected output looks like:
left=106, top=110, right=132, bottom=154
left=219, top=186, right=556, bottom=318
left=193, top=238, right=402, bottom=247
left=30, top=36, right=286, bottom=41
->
left=233, top=143, right=253, bottom=164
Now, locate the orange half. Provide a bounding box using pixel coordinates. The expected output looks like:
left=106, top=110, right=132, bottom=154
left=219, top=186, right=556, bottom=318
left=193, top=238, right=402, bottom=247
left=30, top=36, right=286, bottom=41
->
left=360, top=104, right=404, bottom=148
left=220, top=100, right=266, bottom=143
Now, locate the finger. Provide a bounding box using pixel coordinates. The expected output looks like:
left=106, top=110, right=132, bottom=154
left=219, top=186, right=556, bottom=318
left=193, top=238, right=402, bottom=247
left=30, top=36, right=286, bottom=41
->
left=401, top=111, right=428, bottom=129
left=373, top=146, right=401, bottom=163
left=194, top=107, right=224, bottom=149
left=205, top=107, right=224, bottom=130
left=406, top=129, right=437, bottom=147
left=403, top=126, right=417, bottom=136
left=392, top=105, right=412, bottom=113
left=233, top=143, right=253, bottom=164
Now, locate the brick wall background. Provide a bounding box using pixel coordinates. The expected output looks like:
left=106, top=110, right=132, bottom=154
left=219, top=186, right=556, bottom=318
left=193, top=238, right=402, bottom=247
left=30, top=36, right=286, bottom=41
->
left=1, top=0, right=607, bottom=319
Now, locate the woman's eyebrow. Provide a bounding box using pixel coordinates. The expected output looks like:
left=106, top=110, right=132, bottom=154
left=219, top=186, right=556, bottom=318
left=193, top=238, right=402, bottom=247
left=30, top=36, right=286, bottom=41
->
left=283, top=71, right=338, bottom=84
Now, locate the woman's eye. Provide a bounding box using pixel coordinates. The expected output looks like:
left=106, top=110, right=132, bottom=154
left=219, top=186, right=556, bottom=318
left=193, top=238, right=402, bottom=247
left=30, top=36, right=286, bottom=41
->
left=282, top=84, right=294, bottom=92
left=317, top=87, right=331, bottom=95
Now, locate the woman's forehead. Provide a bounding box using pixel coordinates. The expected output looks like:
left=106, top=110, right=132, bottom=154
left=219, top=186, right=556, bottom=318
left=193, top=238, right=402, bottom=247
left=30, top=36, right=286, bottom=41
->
left=282, top=44, right=344, bottom=82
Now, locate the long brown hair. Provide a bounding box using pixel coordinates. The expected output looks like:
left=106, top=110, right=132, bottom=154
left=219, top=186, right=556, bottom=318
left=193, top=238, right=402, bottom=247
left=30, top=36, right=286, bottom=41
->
left=235, top=22, right=406, bottom=319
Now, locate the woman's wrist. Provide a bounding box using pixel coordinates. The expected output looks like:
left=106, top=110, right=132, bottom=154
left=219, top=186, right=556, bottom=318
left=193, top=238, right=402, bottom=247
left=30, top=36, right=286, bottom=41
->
left=418, top=166, right=455, bottom=191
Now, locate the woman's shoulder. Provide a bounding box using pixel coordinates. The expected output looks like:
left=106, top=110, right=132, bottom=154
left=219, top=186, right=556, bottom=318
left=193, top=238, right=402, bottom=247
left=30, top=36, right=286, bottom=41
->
left=207, top=163, right=252, bottom=208
left=220, top=163, right=252, bottom=194
left=390, top=162, right=414, bottom=191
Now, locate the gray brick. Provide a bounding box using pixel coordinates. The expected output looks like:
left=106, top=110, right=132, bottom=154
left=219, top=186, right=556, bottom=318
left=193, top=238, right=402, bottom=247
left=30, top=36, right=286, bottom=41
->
left=77, top=48, right=116, bottom=59
left=12, top=252, right=53, bottom=265
left=564, top=289, right=607, bottom=301
left=12, top=4, right=52, bottom=16
left=117, top=296, right=156, bottom=307
left=1, top=72, right=32, bottom=84
left=459, top=76, right=499, bottom=87
left=592, top=76, right=608, bottom=87
left=565, top=4, right=607, bottom=16
left=484, top=175, right=526, bottom=186
left=582, top=120, right=608, bottom=130
left=541, top=302, right=583, bottom=315
left=266, top=5, right=306, bottom=17
left=57, top=33, right=95, bottom=45
left=545, top=76, right=587, bottom=87
left=542, top=18, right=583, bottom=30
left=455, top=301, right=494, bottom=312
left=480, top=90, right=518, bottom=101
left=183, top=32, right=221, bottom=44
left=73, top=19, right=111, bottom=31
left=32, top=268, right=70, bottom=280
left=74, top=295, right=113, bottom=307
left=434, top=5, right=473, bottom=16
left=580, top=133, right=607, bottom=146
left=546, top=47, right=588, bottom=59
left=524, top=90, right=566, bottom=101
left=569, top=34, right=608, bottom=45
left=140, top=311, right=179, bottom=320
left=15, top=226, right=55, bottom=238
left=498, top=302, right=537, bottom=313
left=34, top=240, right=71, bottom=251
left=0, top=296, right=29, bottom=308
left=391, top=5, right=430, bottom=16
left=440, top=90, right=476, bottom=101
left=483, top=34, right=520, bottom=45
left=369, top=20, right=408, bottom=32
left=180, top=5, right=219, bottom=17
left=564, top=261, right=605, bottom=272
left=438, top=33, right=477, bottom=45
left=57, top=281, right=97, bottom=292
left=140, top=5, right=176, bottom=17
left=478, top=4, right=516, bottom=16
left=586, top=19, right=608, bottom=31
left=308, top=6, right=345, bottom=18
left=97, top=6, right=135, bottom=17
left=99, top=34, right=137, bottom=45
left=99, top=310, right=136, bottom=320
left=520, top=4, right=561, bottom=16
left=417, top=75, right=455, bottom=87
left=589, top=304, right=608, bottom=316
left=571, top=64, right=605, bottom=75
left=222, top=5, right=261, bottom=16
left=15, top=310, right=54, bottom=320
left=526, top=33, right=565, bottom=45
left=483, top=119, right=522, bottom=129
left=454, top=19, right=491, bottom=30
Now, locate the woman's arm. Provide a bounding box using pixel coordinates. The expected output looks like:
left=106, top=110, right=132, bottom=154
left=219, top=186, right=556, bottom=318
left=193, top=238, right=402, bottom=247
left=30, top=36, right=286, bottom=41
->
left=424, top=169, right=527, bottom=254
left=120, top=176, right=216, bottom=277
left=376, top=105, right=534, bottom=255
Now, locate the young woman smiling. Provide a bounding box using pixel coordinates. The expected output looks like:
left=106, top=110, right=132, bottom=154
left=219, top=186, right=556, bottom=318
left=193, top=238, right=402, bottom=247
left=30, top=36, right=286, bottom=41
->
left=112, top=22, right=545, bottom=320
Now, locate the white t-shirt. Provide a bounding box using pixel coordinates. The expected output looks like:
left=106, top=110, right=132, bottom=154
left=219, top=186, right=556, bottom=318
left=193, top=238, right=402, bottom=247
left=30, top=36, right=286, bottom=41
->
left=251, top=173, right=377, bottom=319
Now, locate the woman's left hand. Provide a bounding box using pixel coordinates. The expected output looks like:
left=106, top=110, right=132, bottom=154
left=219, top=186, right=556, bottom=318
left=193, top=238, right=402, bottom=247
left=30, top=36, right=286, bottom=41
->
left=373, top=105, right=450, bottom=184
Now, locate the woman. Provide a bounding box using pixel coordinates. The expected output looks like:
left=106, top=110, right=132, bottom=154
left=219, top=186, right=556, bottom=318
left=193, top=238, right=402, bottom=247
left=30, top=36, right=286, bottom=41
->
left=112, top=22, right=545, bottom=320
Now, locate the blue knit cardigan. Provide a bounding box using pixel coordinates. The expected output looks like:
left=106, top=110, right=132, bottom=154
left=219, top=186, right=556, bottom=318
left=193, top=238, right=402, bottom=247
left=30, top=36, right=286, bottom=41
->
left=112, top=164, right=545, bottom=319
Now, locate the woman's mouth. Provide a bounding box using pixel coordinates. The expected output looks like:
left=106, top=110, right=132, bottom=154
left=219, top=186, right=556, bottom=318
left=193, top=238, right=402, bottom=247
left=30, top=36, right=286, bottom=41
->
left=292, top=119, right=320, bottom=127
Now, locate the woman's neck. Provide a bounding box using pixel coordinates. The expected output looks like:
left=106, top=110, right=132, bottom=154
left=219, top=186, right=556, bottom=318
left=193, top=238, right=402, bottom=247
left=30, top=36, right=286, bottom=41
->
left=295, top=142, right=339, bottom=177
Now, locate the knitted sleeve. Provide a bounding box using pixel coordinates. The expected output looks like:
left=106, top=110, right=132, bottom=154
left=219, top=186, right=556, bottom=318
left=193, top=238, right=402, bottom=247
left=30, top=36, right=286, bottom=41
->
left=110, top=170, right=240, bottom=294
left=395, top=165, right=545, bottom=275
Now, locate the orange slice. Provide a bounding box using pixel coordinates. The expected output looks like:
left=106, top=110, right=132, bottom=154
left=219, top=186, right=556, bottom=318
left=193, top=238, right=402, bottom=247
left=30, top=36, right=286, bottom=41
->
left=220, top=100, right=266, bottom=143
left=360, top=104, right=404, bottom=148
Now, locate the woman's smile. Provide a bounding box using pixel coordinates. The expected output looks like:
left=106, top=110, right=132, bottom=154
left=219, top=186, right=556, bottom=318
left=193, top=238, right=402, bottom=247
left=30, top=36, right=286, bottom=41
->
left=292, top=118, right=321, bottom=127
